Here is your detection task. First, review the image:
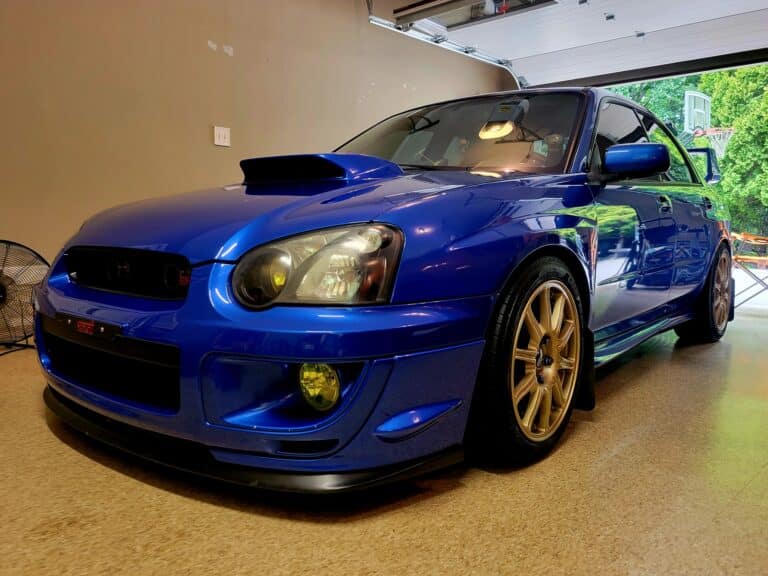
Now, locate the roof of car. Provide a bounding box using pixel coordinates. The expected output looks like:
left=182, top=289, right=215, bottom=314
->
left=420, top=86, right=644, bottom=113
left=490, top=86, right=654, bottom=116
left=491, top=86, right=631, bottom=101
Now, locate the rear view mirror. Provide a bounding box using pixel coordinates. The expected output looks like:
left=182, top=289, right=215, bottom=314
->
left=686, top=147, right=721, bottom=184
left=478, top=99, right=529, bottom=140
left=601, top=143, right=670, bottom=182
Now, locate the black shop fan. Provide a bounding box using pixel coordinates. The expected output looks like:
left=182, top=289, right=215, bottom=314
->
left=0, top=241, right=49, bottom=351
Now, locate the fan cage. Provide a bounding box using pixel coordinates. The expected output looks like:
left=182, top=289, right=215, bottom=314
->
left=0, top=240, right=50, bottom=346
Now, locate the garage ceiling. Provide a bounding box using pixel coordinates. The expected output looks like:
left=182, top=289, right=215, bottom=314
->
left=388, top=0, right=768, bottom=86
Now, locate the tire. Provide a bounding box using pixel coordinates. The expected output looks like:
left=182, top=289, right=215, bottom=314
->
left=674, top=243, right=731, bottom=343
left=468, top=257, right=586, bottom=465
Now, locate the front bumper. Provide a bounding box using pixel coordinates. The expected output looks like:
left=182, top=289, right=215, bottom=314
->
left=44, top=386, right=464, bottom=492
left=36, top=263, right=493, bottom=489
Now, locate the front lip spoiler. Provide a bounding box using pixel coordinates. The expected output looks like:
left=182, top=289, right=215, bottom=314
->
left=43, top=386, right=464, bottom=493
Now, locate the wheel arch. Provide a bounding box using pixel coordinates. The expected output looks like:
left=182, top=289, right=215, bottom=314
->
left=491, top=240, right=596, bottom=411
left=464, top=241, right=596, bottom=459
left=691, top=234, right=733, bottom=302
left=494, top=241, right=593, bottom=327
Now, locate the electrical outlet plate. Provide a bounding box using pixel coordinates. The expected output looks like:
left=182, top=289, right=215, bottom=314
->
left=213, top=126, right=231, bottom=147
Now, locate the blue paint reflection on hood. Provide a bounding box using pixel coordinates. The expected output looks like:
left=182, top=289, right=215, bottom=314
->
left=69, top=158, right=582, bottom=263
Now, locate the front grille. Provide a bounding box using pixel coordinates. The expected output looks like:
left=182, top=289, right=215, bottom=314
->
left=41, top=316, right=181, bottom=411
left=65, top=246, right=192, bottom=300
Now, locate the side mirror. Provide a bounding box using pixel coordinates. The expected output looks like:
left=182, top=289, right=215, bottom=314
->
left=601, top=143, right=670, bottom=182
left=686, top=147, right=721, bottom=184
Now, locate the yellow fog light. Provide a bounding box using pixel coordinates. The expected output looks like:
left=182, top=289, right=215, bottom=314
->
left=299, top=363, right=340, bottom=411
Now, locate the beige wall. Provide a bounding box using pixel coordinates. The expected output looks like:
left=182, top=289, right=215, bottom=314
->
left=0, top=0, right=514, bottom=261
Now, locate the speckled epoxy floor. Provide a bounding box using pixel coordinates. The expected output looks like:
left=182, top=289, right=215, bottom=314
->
left=2, top=299, right=768, bottom=575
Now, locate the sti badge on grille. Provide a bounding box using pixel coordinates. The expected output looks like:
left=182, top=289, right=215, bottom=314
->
left=75, top=319, right=96, bottom=336
left=59, top=314, right=121, bottom=339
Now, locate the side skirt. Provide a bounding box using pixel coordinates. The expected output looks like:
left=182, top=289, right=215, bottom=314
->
left=593, top=313, right=694, bottom=368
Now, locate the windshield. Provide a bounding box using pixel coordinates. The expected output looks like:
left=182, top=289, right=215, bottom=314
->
left=337, top=93, right=583, bottom=175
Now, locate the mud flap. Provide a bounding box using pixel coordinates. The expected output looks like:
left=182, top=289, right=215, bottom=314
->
left=729, top=277, right=735, bottom=321
left=575, top=328, right=595, bottom=411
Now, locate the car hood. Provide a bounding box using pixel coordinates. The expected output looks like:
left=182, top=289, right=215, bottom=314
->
left=68, top=154, right=573, bottom=263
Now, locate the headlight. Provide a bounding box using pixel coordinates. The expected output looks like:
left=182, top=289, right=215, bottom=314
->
left=232, top=224, right=403, bottom=308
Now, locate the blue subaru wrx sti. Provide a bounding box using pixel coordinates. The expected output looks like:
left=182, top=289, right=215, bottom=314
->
left=38, top=88, right=733, bottom=492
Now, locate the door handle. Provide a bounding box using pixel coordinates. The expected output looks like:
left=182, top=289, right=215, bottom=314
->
left=657, top=195, right=672, bottom=214
left=702, top=196, right=714, bottom=211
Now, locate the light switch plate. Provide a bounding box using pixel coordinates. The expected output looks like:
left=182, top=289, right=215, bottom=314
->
left=213, top=126, right=231, bottom=147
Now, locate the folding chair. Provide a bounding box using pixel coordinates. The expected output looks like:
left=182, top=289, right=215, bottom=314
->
left=731, top=232, right=768, bottom=308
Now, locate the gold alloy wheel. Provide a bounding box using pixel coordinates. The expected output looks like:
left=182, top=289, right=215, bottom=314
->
left=510, top=280, right=581, bottom=442
left=713, top=249, right=731, bottom=332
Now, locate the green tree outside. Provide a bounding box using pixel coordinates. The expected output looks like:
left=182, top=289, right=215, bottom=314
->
left=699, top=66, right=768, bottom=126
left=611, top=75, right=700, bottom=134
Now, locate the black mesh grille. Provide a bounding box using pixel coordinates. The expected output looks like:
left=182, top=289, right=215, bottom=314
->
left=42, top=319, right=181, bottom=411
left=65, top=246, right=191, bottom=300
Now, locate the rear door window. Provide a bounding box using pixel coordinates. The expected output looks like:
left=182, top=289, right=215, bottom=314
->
left=638, top=114, right=695, bottom=183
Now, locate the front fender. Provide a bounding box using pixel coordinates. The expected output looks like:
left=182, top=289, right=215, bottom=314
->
left=391, top=216, right=596, bottom=305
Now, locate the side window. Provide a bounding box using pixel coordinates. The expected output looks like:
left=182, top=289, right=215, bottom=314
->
left=639, top=114, right=695, bottom=183
left=591, top=102, right=648, bottom=172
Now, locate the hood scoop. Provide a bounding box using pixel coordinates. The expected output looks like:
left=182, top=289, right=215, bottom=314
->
left=240, top=153, right=403, bottom=194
